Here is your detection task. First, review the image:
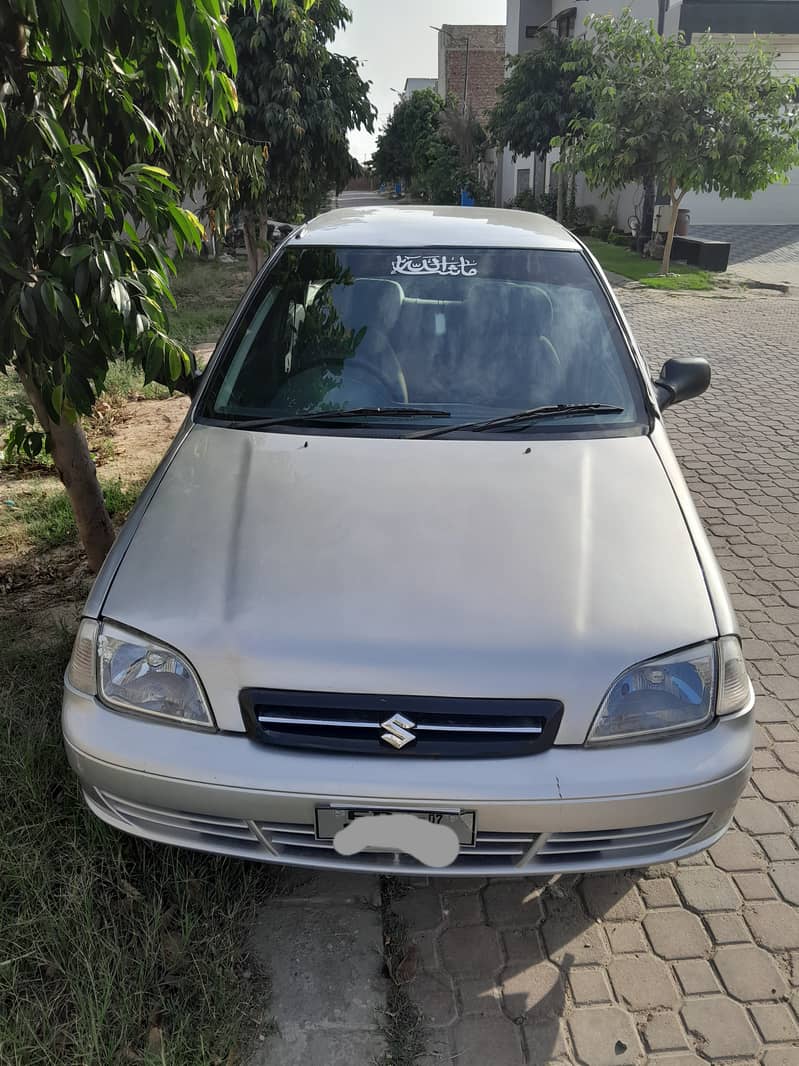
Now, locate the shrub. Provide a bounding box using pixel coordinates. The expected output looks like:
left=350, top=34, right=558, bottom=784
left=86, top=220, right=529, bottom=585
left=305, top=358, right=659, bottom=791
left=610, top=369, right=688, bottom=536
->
left=570, top=205, right=596, bottom=234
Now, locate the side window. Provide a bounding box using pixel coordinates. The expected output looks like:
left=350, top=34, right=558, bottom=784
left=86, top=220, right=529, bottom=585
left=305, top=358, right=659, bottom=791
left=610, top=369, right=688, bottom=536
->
left=214, top=288, right=281, bottom=411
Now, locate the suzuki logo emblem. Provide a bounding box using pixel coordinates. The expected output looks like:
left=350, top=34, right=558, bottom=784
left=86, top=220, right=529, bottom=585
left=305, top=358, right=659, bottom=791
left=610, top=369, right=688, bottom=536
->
left=380, top=713, right=417, bottom=750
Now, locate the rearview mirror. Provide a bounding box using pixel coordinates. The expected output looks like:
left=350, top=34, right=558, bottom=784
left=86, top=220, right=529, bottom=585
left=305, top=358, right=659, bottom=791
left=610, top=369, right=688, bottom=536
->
left=654, top=356, right=711, bottom=411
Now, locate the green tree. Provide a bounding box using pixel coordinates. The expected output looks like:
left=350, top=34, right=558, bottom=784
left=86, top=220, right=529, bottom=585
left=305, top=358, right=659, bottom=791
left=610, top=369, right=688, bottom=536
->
left=372, top=87, right=444, bottom=188
left=373, top=90, right=488, bottom=205
left=568, top=13, right=799, bottom=273
left=158, top=99, right=267, bottom=244
left=488, top=31, right=596, bottom=220
left=230, top=0, right=375, bottom=276
left=427, top=103, right=490, bottom=205
left=0, top=0, right=252, bottom=571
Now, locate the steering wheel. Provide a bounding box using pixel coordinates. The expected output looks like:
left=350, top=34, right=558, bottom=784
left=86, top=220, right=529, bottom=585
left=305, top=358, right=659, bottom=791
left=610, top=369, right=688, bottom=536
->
left=331, top=353, right=409, bottom=405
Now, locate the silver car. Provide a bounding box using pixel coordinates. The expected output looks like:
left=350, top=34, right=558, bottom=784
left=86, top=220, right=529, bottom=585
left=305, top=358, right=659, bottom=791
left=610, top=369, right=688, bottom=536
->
left=63, top=207, right=754, bottom=876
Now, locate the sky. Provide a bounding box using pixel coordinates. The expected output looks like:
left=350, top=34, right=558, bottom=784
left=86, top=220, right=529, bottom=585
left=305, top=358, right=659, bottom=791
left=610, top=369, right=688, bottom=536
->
left=333, top=0, right=507, bottom=162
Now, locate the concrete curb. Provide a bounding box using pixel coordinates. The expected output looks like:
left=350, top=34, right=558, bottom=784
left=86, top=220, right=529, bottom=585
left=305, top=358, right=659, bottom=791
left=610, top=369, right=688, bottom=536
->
left=247, top=870, right=387, bottom=1066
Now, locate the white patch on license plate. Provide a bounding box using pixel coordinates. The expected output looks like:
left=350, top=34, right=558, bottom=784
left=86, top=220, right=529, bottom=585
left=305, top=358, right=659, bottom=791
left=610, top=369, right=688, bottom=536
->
left=315, top=807, right=476, bottom=846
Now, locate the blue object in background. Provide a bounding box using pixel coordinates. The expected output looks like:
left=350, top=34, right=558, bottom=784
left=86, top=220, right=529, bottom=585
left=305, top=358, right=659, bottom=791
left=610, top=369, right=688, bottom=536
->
left=395, top=182, right=402, bottom=196
left=460, top=189, right=475, bottom=207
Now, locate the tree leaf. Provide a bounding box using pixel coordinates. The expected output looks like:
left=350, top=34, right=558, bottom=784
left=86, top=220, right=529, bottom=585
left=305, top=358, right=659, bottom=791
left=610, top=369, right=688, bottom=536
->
left=41, top=279, right=59, bottom=318
left=20, top=286, right=38, bottom=331
left=189, top=12, right=214, bottom=74
left=168, top=344, right=182, bottom=382
left=217, top=72, right=238, bottom=112
left=110, top=279, right=131, bottom=320
left=144, top=334, right=164, bottom=383
left=216, top=20, right=237, bottom=76
left=61, top=0, right=92, bottom=49
left=175, top=0, right=188, bottom=47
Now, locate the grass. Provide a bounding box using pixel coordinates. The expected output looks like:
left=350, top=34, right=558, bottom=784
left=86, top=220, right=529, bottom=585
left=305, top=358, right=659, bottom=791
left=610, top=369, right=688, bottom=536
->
left=377, top=879, right=428, bottom=1066
left=0, top=479, right=145, bottom=557
left=168, top=255, right=251, bottom=353
left=584, top=238, right=715, bottom=291
left=0, top=620, right=277, bottom=1066
left=102, top=361, right=169, bottom=404
left=5, top=480, right=143, bottom=552
left=0, top=254, right=275, bottom=1064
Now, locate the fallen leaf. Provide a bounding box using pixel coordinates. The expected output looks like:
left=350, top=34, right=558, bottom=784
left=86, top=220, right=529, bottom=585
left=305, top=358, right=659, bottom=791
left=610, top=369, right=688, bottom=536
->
left=119, top=879, right=143, bottom=901
left=393, top=944, right=418, bottom=984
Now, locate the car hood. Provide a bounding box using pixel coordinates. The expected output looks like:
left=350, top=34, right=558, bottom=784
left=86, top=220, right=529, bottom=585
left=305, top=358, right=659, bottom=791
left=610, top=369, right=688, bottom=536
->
left=102, top=425, right=716, bottom=742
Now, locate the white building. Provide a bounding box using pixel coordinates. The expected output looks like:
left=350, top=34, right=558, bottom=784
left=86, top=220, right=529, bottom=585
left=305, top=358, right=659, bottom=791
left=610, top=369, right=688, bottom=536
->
left=499, top=0, right=799, bottom=226
left=401, top=78, right=438, bottom=101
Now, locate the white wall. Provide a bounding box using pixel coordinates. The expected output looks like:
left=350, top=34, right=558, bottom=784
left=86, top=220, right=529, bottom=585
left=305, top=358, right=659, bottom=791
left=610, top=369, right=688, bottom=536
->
left=567, top=0, right=660, bottom=37
left=684, top=173, right=799, bottom=226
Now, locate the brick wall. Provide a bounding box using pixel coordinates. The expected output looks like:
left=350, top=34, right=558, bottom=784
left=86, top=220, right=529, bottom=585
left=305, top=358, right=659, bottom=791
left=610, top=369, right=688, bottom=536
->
left=439, top=25, right=506, bottom=122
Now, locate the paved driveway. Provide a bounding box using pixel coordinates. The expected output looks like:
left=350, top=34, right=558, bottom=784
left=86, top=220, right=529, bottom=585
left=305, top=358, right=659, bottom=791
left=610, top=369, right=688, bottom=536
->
left=393, top=289, right=799, bottom=1066
left=689, top=226, right=799, bottom=266
left=689, top=226, right=799, bottom=289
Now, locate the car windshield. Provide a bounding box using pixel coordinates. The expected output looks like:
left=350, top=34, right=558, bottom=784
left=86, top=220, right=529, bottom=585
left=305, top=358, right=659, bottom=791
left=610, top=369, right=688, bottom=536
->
left=202, top=245, right=647, bottom=434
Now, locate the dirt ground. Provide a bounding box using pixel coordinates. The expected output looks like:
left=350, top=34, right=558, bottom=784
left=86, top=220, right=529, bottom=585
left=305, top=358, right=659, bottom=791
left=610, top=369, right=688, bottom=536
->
left=0, top=393, right=190, bottom=630
left=92, top=393, right=190, bottom=484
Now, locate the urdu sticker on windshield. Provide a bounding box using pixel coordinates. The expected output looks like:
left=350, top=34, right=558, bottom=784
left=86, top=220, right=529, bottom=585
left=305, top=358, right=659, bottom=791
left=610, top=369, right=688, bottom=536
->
left=391, top=254, right=478, bottom=277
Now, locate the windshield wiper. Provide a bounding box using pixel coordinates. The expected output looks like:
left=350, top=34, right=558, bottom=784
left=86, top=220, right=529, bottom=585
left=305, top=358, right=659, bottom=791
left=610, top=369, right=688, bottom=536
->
left=409, top=404, right=625, bottom=440
left=224, top=407, right=452, bottom=430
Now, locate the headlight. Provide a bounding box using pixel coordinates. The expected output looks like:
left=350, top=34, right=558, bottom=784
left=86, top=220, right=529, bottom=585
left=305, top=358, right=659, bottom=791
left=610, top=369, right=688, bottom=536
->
left=66, top=619, right=215, bottom=729
left=588, top=637, right=751, bottom=745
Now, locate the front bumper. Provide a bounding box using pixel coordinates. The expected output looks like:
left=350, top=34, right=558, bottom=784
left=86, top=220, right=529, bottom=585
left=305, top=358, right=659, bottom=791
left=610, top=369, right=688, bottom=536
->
left=63, top=686, right=753, bottom=876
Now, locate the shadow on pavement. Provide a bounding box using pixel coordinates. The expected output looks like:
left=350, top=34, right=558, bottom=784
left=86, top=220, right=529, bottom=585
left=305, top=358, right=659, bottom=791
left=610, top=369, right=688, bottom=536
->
left=390, top=869, right=648, bottom=1065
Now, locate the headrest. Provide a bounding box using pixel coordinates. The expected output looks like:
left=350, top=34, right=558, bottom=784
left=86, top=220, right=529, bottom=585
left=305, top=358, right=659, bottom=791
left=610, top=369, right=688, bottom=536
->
left=331, top=278, right=404, bottom=333
left=465, top=281, right=553, bottom=337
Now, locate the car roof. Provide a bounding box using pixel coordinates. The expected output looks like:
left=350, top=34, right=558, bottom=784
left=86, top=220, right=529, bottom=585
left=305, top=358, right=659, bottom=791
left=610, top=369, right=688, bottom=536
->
left=290, top=205, right=581, bottom=251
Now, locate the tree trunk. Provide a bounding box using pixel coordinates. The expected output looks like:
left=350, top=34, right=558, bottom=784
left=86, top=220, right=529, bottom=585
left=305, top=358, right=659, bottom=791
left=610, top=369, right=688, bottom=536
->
left=258, top=208, right=269, bottom=271
left=661, top=187, right=685, bottom=275
left=556, top=166, right=568, bottom=224
left=638, top=176, right=656, bottom=256
left=242, top=212, right=259, bottom=279
left=533, top=153, right=546, bottom=199
left=567, top=171, right=577, bottom=229
left=18, top=369, right=114, bottom=573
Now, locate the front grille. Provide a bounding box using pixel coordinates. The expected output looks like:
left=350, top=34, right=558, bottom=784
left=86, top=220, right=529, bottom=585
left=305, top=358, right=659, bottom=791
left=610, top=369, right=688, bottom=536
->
left=91, top=790, right=712, bottom=875
left=240, top=689, right=562, bottom=758
left=537, top=815, right=709, bottom=867
left=92, top=789, right=264, bottom=857
left=259, top=820, right=540, bottom=870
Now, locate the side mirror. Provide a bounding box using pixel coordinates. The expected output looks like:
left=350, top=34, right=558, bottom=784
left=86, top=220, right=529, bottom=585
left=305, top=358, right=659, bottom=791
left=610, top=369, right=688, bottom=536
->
left=654, top=356, right=711, bottom=411
left=153, top=347, right=203, bottom=398
left=156, top=352, right=204, bottom=397
left=182, top=367, right=204, bottom=398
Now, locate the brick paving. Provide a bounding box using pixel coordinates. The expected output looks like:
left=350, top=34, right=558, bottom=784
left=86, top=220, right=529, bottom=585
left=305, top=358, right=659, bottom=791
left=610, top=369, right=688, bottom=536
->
left=390, top=289, right=799, bottom=1065
left=690, top=226, right=799, bottom=266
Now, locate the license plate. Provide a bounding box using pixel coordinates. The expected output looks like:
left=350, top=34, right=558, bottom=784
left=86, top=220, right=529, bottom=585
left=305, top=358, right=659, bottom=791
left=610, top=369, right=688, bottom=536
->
left=315, top=806, right=476, bottom=846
